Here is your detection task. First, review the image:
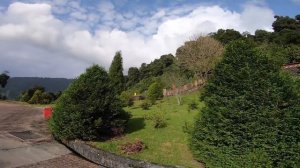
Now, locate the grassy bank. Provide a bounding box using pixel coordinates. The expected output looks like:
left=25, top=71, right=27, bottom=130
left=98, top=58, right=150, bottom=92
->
left=93, top=92, right=203, bottom=168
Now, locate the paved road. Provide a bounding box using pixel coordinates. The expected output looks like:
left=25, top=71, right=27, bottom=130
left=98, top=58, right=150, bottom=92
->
left=0, top=101, right=98, bottom=168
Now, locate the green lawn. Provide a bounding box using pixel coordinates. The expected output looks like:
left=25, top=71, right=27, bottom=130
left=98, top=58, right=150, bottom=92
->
left=93, top=92, right=203, bottom=168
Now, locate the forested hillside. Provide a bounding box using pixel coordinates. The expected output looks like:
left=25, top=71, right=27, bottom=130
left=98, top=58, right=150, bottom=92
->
left=0, top=77, right=72, bottom=100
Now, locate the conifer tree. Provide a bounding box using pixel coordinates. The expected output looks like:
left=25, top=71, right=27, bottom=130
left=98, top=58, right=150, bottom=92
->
left=50, top=65, right=130, bottom=140
left=109, top=51, right=125, bottom=94
left=191, top=40, right=300, bottom=167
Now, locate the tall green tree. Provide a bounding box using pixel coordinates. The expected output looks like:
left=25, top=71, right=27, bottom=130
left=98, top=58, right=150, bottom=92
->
left=109, top=51, right=125, bottom=94
left=191, top=40, right=300, bottom=167
left=0, top=72, right=9, bottom=88
left=126, top=67, right=140, bottom=88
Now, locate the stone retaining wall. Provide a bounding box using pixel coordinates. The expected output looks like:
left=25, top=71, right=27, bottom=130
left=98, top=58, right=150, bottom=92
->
left=163, top=79, right=204, bottom=97
left=63, top=140, right=179, bottom=168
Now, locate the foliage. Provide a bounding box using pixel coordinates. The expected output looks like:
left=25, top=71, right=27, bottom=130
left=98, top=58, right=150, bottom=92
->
left=147, top=81, right=163, bottom=104
left=19, top=85, right=58, bottom=104
left=187, top=100, right=198, bottom=111
left=126, top=67, right=140, bottom=88
left=131, top=77, right=156, bottom=93
left=140, top=100, right=151, bottom=110
left=176, top=36, right=224, bottom=80
left=152, top=112, right=167, bottom=128
left=254, top=29, right=272, bottom=43
left=0, top=72, right=9, bottom=88
left=139, top=54, right=175, bottom=80
left=190, top=40, right=300, bottom=167
left=257, top=43, right=300, bottom=64
left=109, top=51, right=125, bottom=94
left=28, top=90, right=43, bottom=104
left=49, top=65, right=130, bottom=140
left=272, top=15, right=300, bottom=33
left=210, top=29, right=244, bottom=44
left=119, top=90, right=134, bottom=107
left=271, top=15, right=300, bottom=45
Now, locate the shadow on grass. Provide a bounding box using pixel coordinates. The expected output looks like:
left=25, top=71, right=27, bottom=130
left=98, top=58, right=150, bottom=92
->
left=126, top=117, right=145, bottom=134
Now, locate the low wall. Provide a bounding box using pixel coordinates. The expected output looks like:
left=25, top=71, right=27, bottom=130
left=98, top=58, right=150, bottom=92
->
left=63, top=140, right=179, bottom=168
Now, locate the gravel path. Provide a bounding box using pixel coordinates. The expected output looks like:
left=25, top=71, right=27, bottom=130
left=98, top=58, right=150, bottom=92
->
left=18, top=154, right=98, bottom=168
left=0, top=101, right=98, bottom=168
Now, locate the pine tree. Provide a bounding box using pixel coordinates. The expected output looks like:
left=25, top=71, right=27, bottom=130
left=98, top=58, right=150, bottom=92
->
left=109, top=51, right=125, bottom=94
left=190, top=40, right=300, bottom=167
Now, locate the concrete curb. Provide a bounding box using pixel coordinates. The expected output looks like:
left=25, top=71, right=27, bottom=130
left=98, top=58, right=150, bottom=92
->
left=62, top=140, right=180, bottom=168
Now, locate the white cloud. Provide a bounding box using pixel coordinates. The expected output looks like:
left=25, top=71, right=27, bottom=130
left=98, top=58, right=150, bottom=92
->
left=292, top=0, right=300, bottom=4
left=0, top=2, right=275, bottom=77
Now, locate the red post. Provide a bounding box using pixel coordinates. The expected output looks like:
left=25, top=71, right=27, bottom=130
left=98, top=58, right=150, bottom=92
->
left=43, top=107, right=53, bottom=120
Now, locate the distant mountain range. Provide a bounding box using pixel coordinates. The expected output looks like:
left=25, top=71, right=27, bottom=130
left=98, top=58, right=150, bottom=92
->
left=0, top=77, right=73, bottom=100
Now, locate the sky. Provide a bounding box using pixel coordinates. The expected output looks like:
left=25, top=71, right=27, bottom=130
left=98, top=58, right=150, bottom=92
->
left=0, top=0, right=299, bottom=78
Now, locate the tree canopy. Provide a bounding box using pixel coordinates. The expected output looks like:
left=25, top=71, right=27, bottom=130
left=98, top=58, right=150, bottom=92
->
left=176, top=36, right=224, bottom=80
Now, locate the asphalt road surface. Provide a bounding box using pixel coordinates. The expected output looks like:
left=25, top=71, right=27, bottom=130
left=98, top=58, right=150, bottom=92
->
left=0, top=101, right=98, bottom=168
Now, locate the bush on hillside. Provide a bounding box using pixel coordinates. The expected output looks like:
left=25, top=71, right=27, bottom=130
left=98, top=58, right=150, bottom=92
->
left=147, top=82, right=163, bottom=104
left=140, top=100, right=151, bottom=110
left=188, top=100, right=198, bottom=112
left=190, top=40, right=300, bottom=167
left=119, top=90, right=134, bottom=107
left=152, top=112, right=167, bottom=128
left=49, top=65, right=130, bottom=140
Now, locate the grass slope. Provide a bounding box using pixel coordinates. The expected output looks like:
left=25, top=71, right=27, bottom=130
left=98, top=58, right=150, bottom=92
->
left=93, top=92, right=203, bottom=168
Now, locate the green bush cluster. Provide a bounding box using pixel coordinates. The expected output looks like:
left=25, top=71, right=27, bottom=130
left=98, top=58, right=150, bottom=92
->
left=140, top=100, right=151, bottom=110
left=119, top=90, right=134, bottom=107
left=152, top=112, right=167, bottom=128
left=147, top=81, right=163, bottom=104
left=49, top=65, right=130, bottom=140
left=143, top=111, right=167, bottom=128
left=187, top=100, right=198, bottom=111
left=19, top=86, right=60, bottom=104
left=190, top=40, right=300, bottom=167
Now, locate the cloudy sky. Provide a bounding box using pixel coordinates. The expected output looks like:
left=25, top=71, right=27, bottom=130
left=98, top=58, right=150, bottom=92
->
left=0, top=0, right=299, bottom=78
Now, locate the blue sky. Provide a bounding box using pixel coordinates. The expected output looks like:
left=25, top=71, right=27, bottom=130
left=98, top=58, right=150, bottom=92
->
left=0, top=0, right=299, bottom=77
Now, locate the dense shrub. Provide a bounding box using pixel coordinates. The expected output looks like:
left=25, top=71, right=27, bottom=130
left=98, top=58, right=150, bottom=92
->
left=19, top=86, right=58, bottom=104
left=147, top=82, right=163, bottom=104
left=119, top=90, right=134, bottom=107
left=187, top=100, right=198, bottom=111
left=140, top=100, right=151, bottom=110
left=28, top=90, right=43, bottom=104
left=152, top=112, right=167, bottom=128
left=190, top=40, right=300, bottom=167
left=49, top=65, right=130, bottom=140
